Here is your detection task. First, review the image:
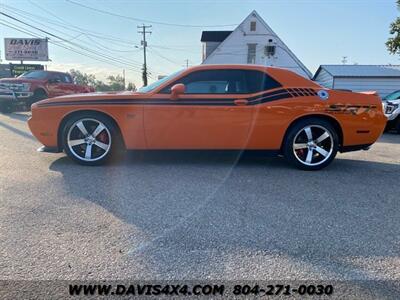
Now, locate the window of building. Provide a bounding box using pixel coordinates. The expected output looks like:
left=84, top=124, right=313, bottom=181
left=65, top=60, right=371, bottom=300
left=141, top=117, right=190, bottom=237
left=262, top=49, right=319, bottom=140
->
left=250, top=21, right=257, bottom=31
left=247, top=44, right=257, bottom=64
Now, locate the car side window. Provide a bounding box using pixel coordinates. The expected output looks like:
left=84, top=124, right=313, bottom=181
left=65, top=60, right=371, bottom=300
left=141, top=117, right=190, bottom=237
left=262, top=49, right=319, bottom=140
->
left=48, top=73, right=62, bottom=83
left=62, top=74, right=73, bottom=84
left=160, top=69, right=281, bottom=94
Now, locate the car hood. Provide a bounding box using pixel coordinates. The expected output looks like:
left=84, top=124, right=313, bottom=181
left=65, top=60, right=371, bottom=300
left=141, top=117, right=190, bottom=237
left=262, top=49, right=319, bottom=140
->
left=387, top=99, right=400, bottom=104
left=0, top=78, right=44, bottom=84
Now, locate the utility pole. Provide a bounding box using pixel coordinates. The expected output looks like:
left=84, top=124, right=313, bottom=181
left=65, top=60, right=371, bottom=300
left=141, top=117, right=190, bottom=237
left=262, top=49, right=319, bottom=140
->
left=184, top=59, right=189, bottom=68
left=137, top=24, right=152, bottom=86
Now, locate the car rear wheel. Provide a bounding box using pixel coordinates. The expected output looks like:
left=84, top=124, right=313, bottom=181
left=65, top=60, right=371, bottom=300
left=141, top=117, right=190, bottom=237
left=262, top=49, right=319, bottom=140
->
left=283, top=119, right=338, bottom=170
left=62, top=113, right=118, bottom=165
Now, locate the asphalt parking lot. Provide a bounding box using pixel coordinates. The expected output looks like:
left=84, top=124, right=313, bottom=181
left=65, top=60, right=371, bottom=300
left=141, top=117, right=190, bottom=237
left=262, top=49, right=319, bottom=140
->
left=0, top=112, right=400, bottom=295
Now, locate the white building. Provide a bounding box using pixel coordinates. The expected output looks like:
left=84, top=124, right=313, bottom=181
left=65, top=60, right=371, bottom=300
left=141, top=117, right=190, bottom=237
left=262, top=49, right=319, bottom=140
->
left=201, top=10, right=312, bottom=78
left=313, top=65, right=400, bottom=98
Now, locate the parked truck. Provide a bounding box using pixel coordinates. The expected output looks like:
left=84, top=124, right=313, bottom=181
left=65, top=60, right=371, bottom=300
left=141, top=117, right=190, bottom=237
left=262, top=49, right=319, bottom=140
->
left=0, top=70, right=94, bottom=112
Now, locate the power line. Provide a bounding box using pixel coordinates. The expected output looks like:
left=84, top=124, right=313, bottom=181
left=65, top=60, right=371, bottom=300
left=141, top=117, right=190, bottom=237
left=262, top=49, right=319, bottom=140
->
left=26, top=1, right=144, bottom=54
left=148, top=47, right=181, bottom=66
left=4, top=4, right=203, bottom=53
left=0, top=8, right=144, bottom=67
left=0, top=20, right=144, bottom=74
left=2, top=4, right=138, bottom=46
left=65, top=0, right=238, bottom=28
left=0, top=12, right=144, bottom=71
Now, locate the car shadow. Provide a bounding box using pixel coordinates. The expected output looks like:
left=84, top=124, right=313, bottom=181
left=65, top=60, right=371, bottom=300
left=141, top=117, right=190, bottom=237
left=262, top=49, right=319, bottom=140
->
left=7, top=112, right=31, bottom=122
left=379, top=132, right=400, bottom=144
left=49, top=153, right=400, bottom=294
left=0, top=120, right=35, bottom=141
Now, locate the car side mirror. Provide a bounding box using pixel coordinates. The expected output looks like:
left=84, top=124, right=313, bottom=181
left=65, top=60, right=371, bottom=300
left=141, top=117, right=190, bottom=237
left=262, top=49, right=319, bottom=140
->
left=170, top=83, right=185, bottom=100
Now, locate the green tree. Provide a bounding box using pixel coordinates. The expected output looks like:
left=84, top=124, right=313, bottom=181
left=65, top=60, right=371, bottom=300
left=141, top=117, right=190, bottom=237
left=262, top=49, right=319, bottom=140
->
left=126, top=82, right=136, bottom=91
left=69, top=69, right=135, bottom=92
left=69, top=69, right=96, bottom=87
left=387, top=0, right=400, bottom=54
left=106, top=74, right=125, bottom=91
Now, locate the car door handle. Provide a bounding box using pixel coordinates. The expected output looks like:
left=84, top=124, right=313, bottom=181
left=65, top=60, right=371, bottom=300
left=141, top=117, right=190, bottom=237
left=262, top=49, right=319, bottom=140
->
left=234, top=99, right=248, bottom=106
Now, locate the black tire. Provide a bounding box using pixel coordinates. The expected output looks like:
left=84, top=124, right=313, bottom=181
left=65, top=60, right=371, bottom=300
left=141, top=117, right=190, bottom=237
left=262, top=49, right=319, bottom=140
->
left=395, top=118, right=400, bottom=134
left=29, top=89, right=48, bottom=107
left=283, top=118, right=339, bottom=171
left=61, top=112, right=122, bottom=166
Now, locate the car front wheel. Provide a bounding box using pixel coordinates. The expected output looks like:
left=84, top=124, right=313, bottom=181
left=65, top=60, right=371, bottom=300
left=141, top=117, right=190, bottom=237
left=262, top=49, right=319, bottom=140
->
left=62, top=113, right=118, bottom=165
left=283, top=119, right=339, bottom=170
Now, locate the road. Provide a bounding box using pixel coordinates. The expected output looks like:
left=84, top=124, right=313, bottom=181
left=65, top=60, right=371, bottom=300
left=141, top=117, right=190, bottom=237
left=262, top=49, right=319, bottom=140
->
left=0, top=112, right=399, bottom=297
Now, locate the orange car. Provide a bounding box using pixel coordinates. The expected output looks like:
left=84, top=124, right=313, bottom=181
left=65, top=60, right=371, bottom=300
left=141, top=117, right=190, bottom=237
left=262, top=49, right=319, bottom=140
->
left=28, top=65, right=386, bottom=170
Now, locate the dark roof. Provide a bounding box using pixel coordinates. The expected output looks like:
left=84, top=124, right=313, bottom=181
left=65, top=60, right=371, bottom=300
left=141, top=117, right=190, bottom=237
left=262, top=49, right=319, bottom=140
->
left=201, top=31, right=233, bottom=42
left=313, top=65, right=400, bottom=80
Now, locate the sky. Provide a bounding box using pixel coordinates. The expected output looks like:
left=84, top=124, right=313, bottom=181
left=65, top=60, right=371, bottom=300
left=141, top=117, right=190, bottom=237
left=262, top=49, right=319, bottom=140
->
left=0, top=0, right=399, bottom=87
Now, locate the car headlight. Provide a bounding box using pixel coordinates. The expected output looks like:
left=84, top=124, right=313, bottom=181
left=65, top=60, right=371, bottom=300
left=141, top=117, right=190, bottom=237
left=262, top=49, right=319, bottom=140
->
left=385, top=102, right=399, bottom=114
left=21, top=83, right=31, bottom=92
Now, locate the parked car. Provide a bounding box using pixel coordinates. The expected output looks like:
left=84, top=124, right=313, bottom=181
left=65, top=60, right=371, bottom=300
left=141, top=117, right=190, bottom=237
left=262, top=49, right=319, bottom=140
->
left=0, top=88, right=16, bottom=113
left=382, top=90, right=400, bottom=133
left=0, top=70, right=94, bottom=109
left=28, top=65, right=386, bottom=170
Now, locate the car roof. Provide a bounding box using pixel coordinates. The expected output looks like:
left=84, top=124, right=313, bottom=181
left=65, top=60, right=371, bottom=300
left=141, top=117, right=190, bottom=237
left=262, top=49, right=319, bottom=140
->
left=187, top=64, right=270, bottom=71
left=180, top=64, right=319, bottom=88
left=27, top=70, right=67, bottom=75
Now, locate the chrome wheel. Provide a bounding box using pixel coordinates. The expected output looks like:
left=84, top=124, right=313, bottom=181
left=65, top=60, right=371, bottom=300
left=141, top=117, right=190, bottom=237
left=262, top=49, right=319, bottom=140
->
left=292, top=125, right=333, bottom=167
left=67, top=118, right=112, bottom=162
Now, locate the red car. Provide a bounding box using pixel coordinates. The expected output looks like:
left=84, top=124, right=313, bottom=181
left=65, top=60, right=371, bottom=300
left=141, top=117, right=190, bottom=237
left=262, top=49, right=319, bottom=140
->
left=0, top=70, right=94, bottom=109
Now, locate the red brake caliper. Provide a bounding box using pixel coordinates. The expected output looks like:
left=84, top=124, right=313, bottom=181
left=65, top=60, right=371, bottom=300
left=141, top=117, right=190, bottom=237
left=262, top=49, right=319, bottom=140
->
left=97, top=132, right=108, bottom=143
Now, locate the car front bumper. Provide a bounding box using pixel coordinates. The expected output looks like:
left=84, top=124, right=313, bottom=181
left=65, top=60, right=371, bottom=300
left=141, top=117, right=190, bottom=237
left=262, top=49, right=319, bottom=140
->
left=14, top=92, right=34, bottom=99
left=0, top=89, right=16, bottom=103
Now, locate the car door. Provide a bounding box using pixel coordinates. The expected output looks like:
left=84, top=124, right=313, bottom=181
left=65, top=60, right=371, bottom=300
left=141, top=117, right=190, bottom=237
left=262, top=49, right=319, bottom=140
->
left=58, top=73, right=77, bottom=95
left=144, top=69, right=264, bottom=149
left=46, top=73, right=64, bottom=97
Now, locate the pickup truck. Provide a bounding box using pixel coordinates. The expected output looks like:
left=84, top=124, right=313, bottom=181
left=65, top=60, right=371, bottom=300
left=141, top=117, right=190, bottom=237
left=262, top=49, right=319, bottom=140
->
left=0, top=70, right=94, bottom=111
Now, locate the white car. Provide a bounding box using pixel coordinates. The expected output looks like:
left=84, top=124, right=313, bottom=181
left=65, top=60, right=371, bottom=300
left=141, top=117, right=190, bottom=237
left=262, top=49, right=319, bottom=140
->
left=383, top=90, right=400, bottom=133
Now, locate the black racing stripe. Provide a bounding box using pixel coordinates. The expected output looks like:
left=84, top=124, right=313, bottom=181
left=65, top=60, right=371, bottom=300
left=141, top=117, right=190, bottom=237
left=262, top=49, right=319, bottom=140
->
left=37, top=87, right=311, bottom=108
left=249, top=93, right=293, bottom=104
left=249, top=91, right=293, bottom=103
left=246, top=88, right=288, bottom=101
left=294, top=88, right=305, bottom=96
left=308, top=88, right=317, bottom=96
left=287, top=88, right=300, bottom=96
left=38, top=99, right=236, bottom=107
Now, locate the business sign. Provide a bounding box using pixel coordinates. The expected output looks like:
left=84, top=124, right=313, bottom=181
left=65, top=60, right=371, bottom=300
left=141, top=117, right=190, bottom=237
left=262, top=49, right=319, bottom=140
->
left=10, top=64, right=44, bottom=77
left=4, top=38, right=49, bottom=61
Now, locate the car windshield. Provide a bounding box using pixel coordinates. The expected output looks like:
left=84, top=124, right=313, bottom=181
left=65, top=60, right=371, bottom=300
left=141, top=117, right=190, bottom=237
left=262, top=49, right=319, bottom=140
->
left=137, top=70, right=184, bottom=93
left=383, top=90, right=400, bottom=101
left=18, top=71, right=48, bottom=79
